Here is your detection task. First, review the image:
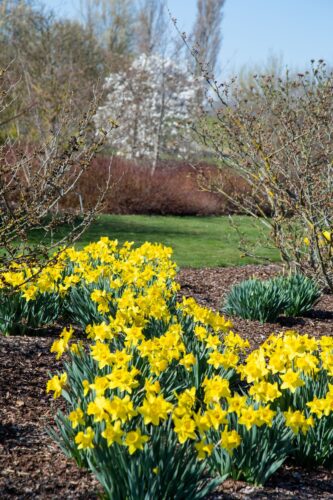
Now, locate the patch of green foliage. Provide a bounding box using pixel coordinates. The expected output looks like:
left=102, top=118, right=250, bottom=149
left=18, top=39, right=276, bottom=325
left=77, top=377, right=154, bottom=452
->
left=274, top=274, right=321, bottom=317
left=223, top=274, right=321, bottom=323
left=223, top=278, right=289, bottom=323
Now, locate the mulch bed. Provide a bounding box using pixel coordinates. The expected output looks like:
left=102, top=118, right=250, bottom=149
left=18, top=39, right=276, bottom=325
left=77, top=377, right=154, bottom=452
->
left=178, top=265, right=333, bottom=348
left=1, top=265, right=333, bottom=499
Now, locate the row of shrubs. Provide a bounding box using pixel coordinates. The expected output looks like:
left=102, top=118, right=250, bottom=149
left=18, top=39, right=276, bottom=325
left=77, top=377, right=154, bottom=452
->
left=60, top=157, right=255, bottom=216
left=1, top=239, right=331, bottom=498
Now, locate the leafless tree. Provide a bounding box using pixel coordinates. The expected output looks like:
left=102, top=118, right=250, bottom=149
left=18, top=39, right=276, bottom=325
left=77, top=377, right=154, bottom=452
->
left=0, top=1, right=107, bottom=141
left=135, top=0, right=168, bottom=55
left=192, top=0, right=225, bottom=76
left=80, top=0, right=135, bottom=70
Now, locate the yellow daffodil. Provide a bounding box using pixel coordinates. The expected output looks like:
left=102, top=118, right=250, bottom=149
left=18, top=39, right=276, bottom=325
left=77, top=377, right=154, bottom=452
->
left=75, top=427, right=95, bottom=449
left=68, top=407, right=85, bottom=429
left=138, top=394, right=173, bottom=426
left=124, top=429, right=149, bottom=455
left=220, top=428, right=241, bottom=455
left=195, top=440, right=214, bottom=460
left=102, top=421, right=123, bottom=446
left=46, top=372, right=67, bottom=399
left=280, top=370, right=305, bottom=393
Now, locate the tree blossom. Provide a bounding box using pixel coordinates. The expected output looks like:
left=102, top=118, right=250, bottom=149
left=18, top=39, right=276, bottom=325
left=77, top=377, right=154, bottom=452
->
left=94, top=53, right=201, bottom=166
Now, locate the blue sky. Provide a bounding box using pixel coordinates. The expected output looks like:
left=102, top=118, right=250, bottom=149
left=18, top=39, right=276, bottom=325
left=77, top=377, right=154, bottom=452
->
left=44, top=0, right=333, bottom=76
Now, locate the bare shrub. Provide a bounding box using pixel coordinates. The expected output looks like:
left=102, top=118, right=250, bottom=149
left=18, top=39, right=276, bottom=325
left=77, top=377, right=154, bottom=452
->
left=0, top=68, right=112, bottom=280
left=183, top=54, right=333, bottom=292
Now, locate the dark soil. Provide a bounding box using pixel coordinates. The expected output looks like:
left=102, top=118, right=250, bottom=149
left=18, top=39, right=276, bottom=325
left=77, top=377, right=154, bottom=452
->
left=1, top=265, right=333, bottom=499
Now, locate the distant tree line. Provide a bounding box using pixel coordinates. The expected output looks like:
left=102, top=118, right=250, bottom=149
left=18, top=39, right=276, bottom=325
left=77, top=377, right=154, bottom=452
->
left=0, top=0, right=225, bottom=158
left=0, top=0, right=225, bottom=272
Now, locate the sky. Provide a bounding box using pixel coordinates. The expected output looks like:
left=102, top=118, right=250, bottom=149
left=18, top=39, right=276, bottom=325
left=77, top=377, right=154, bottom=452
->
left=43, top=0, right=333, bottom=77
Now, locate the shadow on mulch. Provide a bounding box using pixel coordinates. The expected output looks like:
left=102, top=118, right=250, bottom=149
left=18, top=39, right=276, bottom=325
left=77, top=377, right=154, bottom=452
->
left=211, top=463, right=333, bottom=499
left=0, top=422, right=35, bottom=448
left=0, top=264, right=332, bottom=499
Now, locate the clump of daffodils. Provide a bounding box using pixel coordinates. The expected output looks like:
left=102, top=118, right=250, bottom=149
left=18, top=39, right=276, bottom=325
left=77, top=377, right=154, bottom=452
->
left=10, top=238, right=331, bottom=497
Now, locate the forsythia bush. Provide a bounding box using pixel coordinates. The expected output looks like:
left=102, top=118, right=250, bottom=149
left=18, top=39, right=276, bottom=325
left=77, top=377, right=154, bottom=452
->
left=2, top=239, right=333, bottom=498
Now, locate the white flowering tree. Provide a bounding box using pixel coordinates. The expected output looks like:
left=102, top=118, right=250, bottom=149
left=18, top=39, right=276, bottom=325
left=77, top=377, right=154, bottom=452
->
left=94, top=53, right=201, bottom=169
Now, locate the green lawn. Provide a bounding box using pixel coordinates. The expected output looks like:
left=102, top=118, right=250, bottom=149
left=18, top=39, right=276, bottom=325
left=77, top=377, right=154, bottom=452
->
left=43, top=214, right=279, bottom=268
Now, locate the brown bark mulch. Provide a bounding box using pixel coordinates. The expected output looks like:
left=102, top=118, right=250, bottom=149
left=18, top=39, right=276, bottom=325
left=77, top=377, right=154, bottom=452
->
left=0, top=336, right=100, bottom=499
left=178, top=265, right=333, bottom=349
left=1, top=265, right=333, bottom=499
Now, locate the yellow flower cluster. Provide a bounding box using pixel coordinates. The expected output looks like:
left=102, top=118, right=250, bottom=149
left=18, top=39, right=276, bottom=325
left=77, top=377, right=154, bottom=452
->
left=1, top=237, right=177, bottom=298
left=42, top=239, right=333, bottom=467
left=239, top=331, right=333, bottom=433
left=38, top=239, right=240, bottom=457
